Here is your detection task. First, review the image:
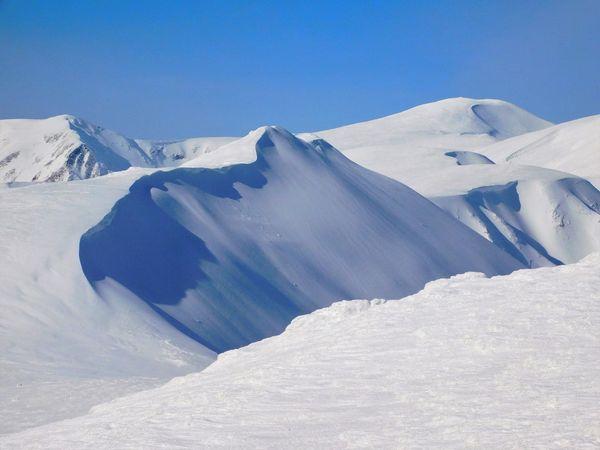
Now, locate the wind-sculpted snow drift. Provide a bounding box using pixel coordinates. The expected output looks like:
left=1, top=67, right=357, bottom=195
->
left=432, top=176, right=600, bottom=267
left=80, top=127, right=523, bottom=352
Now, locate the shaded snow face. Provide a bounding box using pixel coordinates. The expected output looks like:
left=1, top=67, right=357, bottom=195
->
left=80, top=127, right=522, bottom=353
left=444, top=150, right=494, bottom=166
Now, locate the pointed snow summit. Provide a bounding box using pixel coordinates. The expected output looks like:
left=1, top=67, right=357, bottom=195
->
left=80, top=125, right=523, bottom=353
left=0, top=114, right=153, bottom=182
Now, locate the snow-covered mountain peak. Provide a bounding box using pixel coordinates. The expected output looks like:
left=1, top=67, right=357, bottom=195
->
left=81, top=119, right=521, bottom=353
left=317, top=97, right=552, bottom=150
left=182, top=125, right=331, bottom=169
left=0, top=114, right=153, bottom=182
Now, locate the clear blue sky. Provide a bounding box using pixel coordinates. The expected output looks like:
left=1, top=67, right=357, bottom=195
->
left=1, top=0, right=598, bottom=139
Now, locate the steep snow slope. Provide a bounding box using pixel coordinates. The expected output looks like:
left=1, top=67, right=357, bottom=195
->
left=0, top=170, right=215, bottom=435
left=309, top=99, right=600, bottom=266
left=5, top=254, right=598, bottom=449
left=0, top=115, right=154, bottom=182
left=480, top=114, right=600, bottom=181
left=80, top=126, right=523, bottom=353
left=136, top=136, right=236, bottom=166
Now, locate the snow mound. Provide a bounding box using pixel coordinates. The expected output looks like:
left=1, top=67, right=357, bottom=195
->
left=5, top=254, right=599, bottom=449
left=316, top=97, right=552, bottom=150
left=80, top=126, right=522, bottom=353
left=480, top=114, right=600, bottom=180
left=0, top=115, right=153, bottom=182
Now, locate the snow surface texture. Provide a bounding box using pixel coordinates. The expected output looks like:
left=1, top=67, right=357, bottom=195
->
left=0, top=170, right=215, bottom=435
left=480, top=114, right=600, bottom=181
left=4, top=254, right=599, bottom=449
left=80, top=126, right=522, bottom=353
left=311, top=98, right=600, bottom=267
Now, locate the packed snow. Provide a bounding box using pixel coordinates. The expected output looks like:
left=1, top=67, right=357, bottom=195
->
left=3, top=254, right=598, bottom=449
left=80, top=126, right=521, bottom=353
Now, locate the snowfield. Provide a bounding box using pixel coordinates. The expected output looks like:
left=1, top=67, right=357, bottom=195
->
left=1, top=97, right=598, bottom=444
left=0, top=169, right=215, bottom=434
left=480, top=114, right=600, bottom=181
left=0, top=121, right=521, bottom=434
left=311, top=98, right=600, bottom=267
left=2, top=254, right=599, bottom=449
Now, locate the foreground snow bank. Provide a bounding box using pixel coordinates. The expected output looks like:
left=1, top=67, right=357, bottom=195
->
left=4, top=255, right=599, bottom=449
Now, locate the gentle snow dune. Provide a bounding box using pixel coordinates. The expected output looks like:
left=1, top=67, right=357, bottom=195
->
left=80, top=126, right=522, bottom=353
left=0, top=115, right=153, bottom=182
left=480, top=114, right=600, bottom=181
left=4, top=254, right=599, bottom=449
left=310, top=98, right=600, bottom=267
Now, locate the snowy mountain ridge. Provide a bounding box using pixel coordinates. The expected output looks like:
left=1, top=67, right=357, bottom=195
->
left=316, top=97, right=552, bottom=150
left=0, top=97, right=552, bottom=184
left=0, top=115, right=235, bottom=183
left=0, top=115, right=153, bottom=182
left=135, top=136, right=237, bottom=167
left=308, top=99, right=600, bottom=268
left=1, top=98, right=598, bottom=440
left=80, top=125, right=522, bottom=352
